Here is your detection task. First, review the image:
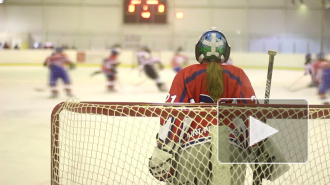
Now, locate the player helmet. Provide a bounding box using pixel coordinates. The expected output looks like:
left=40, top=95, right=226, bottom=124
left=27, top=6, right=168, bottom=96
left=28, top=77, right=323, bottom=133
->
left=111, top=44, right=121, bottom=55
left=111, top=48, right=120, bottom=55
left=55, top=47, right=63, bottom=53
left=317, top=52, right=325, bottom=60
left=143, top=46, right=151, bottom=53
left=176, top=46, right=183, bottom=54
left=195, top=27, right=231, bottom=63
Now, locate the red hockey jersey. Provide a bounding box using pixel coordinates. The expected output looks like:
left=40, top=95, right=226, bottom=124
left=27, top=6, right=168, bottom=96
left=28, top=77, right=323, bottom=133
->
left=102, top=54, right=118, bottom=75
left=160, top=63, right=257, bottom=149
left=44, top=53, right=71, bottom=68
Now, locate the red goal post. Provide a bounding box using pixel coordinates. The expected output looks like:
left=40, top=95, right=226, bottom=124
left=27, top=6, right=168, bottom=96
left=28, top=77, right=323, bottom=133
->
left=51, top=100, right=330, bottom=185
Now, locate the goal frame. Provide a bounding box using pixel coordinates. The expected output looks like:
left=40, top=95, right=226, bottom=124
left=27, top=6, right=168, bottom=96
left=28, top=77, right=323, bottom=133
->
left=50, top=101, right=330, bottom=184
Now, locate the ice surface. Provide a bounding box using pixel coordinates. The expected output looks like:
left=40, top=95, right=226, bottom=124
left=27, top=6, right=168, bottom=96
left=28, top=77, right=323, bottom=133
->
left=0, top=66, right=325, bottom=185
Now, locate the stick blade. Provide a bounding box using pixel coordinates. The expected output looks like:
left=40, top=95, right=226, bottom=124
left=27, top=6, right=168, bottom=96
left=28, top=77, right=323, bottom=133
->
left=34, top=87, right=46, bottom=92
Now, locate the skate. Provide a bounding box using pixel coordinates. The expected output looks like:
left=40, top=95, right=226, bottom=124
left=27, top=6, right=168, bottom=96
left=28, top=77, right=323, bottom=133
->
left=50, top=91, right=59, bottom=99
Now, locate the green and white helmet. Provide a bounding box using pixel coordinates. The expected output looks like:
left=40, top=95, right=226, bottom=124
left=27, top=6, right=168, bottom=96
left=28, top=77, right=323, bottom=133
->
left=195, top=27, right=231, bottom=63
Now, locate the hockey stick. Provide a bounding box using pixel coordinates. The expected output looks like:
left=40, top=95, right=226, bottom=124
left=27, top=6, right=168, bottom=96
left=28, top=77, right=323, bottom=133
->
left=133, top=69, right=149, bottom=87
left=134, top=77, right=148, bottom=87
left=252, top=50, right=276, bottom=185
left=34, top=87, right=47, bottom=92
left=287, top=74, right=309, bottom=92
left=33, top=80, right=49, bottom=92
left=90, top=70, right=102, bottom=77
left=264, top=50, right=276, bottom=104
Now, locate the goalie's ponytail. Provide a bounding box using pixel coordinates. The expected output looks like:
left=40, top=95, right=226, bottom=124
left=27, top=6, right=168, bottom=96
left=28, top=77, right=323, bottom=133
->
left=206, top=60, right=224, bottom=101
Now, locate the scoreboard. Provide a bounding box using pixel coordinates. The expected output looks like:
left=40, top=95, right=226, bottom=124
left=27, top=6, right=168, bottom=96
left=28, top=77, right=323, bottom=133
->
left=123, top=0, right=167, bottom=24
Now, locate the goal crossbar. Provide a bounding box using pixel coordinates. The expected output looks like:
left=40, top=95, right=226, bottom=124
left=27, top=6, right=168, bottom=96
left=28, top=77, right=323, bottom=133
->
left=52, top=101, right=329, bottom=119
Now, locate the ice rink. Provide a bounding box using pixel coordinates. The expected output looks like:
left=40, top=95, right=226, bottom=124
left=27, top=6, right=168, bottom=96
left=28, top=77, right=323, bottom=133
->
left=0, top=65, right=326, bottom=185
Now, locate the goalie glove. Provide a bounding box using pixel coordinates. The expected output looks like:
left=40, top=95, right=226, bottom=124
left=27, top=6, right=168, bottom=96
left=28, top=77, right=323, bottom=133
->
left=149, top=134, right=178, bottom=182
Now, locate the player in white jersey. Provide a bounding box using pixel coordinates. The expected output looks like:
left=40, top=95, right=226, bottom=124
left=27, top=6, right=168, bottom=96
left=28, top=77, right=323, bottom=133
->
left=304, top=53, right=316, bottom=87
left=135, top=46, right=149, bottom=73
left=137, top=47, right=167, bottom=92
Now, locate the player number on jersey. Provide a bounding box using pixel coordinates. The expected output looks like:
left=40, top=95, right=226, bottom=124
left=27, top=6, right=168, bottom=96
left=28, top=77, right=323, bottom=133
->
left=165, top=94, right=177, bottom=103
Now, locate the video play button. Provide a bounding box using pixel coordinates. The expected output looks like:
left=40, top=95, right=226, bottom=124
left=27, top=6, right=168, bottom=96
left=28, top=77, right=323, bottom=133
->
left=249, top=116, right=278, bottom=147
left=217, top=98, right=308, bottom=164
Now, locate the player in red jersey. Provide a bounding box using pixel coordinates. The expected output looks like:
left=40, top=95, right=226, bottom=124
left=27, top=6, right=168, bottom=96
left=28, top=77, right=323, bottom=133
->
left=101, top=47, right=120, bottom=92
left=311, top=53, right=326, bottom=87
left=149, top=28, right=257, bottom=184
left=44, top=47, right=75, bottom=98
left=171, top=46, right=189, bottom=73
left=317, top=55, right=330, bottom=105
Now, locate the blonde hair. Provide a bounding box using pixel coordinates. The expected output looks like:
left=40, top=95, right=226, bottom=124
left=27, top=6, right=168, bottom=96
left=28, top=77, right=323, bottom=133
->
left=206, top=60, right=224, bottom=101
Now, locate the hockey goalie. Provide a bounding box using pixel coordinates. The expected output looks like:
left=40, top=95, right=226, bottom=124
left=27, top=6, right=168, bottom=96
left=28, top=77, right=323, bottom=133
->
left=149, top=27, right=289, bottom=184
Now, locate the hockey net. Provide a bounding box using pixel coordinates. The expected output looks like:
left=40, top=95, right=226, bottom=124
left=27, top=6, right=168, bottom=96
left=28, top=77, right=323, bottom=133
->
left=51, top=100, right=330, bottom=185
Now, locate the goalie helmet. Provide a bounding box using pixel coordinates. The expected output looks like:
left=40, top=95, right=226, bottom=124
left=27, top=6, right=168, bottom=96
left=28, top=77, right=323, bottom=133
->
left=195, top=27, right=231, bottom=63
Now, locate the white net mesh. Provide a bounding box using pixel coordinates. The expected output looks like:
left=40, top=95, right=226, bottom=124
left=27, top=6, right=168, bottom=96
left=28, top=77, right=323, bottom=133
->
left=51, top=101, right=330, bottom=185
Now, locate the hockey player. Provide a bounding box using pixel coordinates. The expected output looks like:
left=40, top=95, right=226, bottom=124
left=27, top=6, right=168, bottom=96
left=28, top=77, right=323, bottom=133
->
left=318, top=57, right=330, bottom=105
left=304, top=53, right=315, bottom=87
left=135, top=46, right=149, bottom=70
left=43, top=47, right=75, bottom=98
left=171, top=46, right=189, bottom=73
left=149, top=28, right=258, bottom=184
left=311, top=52, right=326, bottom=87
left=101, top=47, right=121, bottom=92
left=138, top=47, right=167, bottom=92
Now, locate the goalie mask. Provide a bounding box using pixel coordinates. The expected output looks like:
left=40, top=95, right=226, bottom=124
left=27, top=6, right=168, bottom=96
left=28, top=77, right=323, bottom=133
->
left=195, top=27, right=231, bottom=63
